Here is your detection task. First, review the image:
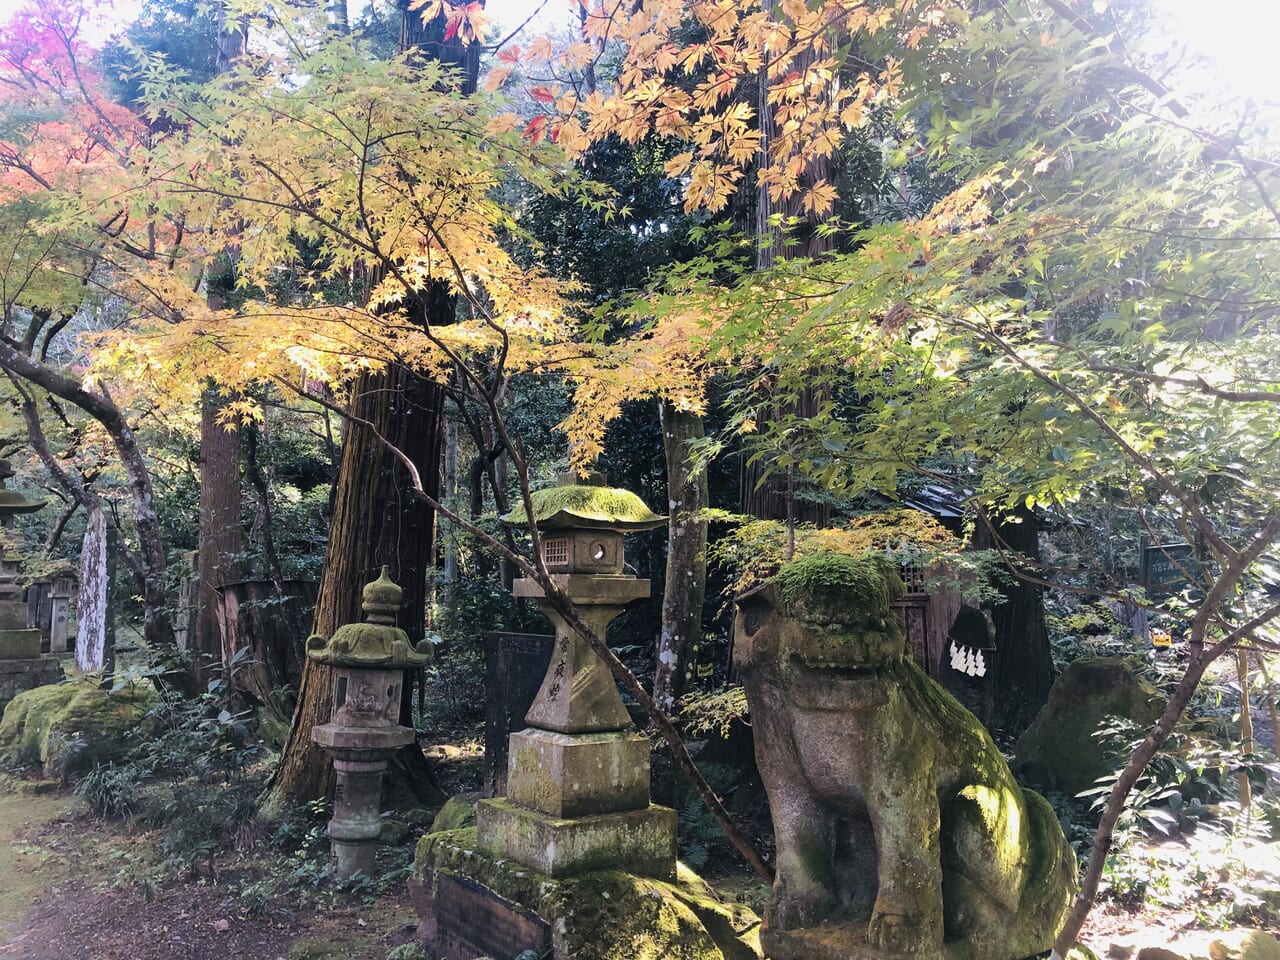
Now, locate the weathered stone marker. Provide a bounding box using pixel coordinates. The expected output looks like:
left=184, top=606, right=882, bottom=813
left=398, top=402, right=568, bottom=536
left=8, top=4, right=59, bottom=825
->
left=481, top=631, right=554, bottom=798
left=734, top=552, right=1077, bottom=960
left=476, top=471, right=676, bottom=878
left=307, top=568, right=431, bottom=878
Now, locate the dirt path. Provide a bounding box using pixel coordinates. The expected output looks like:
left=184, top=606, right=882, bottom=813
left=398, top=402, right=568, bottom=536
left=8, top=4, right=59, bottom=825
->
left=0, top=785, right=418, bottom=960
left=0, top=789, right=79, bottom=951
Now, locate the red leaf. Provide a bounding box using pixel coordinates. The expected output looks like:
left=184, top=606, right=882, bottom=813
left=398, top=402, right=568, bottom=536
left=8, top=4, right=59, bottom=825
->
left=528, top=85, right=555, bottom=103
left=524, top=115, right=547, bottom=142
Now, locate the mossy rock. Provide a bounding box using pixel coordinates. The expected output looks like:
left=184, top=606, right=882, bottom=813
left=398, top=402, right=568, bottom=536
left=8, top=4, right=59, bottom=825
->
left=1015, top=658, right=1164, bottom=795
left=414, top=828, right=761, bottom=960
left=0, top=678, right=154, bottom=778
left=428, top=793, right=477, bottom=833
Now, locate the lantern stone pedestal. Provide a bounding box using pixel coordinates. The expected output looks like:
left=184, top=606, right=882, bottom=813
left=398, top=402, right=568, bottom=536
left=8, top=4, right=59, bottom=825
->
left=307, top=569, right=430, bottom=879
left=476, top=586, right=677, bottom=881
left=313, top=722, right=416, bottom=878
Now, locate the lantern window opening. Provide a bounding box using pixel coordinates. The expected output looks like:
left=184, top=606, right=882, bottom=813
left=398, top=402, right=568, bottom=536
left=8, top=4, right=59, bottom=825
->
left=543, top=537, right=570, bottom=565
left=336, top=675, right=348, bottom=707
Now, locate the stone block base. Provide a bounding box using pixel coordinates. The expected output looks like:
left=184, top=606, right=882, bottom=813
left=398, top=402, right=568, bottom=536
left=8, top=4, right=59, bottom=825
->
left=476, top=797, right=677, bottom=879
left=507, top=728, right=650, bottom=817
left=0, top=628, right=44, bottom=660
left=0, top=657, right=64, bottom=717
left=411, top=827, right=761, bottom=960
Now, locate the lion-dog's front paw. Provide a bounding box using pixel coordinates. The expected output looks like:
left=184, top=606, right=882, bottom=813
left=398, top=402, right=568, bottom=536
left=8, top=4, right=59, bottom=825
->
left=868, top=905, right=936, bottom=955
left=767, top=883, right=838, bottom=932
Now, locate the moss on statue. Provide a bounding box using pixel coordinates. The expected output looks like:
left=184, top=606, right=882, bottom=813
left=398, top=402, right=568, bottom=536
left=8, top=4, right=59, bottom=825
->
left=775, top=552, right=903, bottom=620
left=414, top=828, right=761, bottom=960
left=732, top=555, right=1076, bottom=960
left=0, top=678, right=154, bottom=777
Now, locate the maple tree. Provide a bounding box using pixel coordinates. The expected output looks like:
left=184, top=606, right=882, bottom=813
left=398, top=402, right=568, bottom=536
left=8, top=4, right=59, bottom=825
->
left=0, top=0, right=185, bottom=662
left=479, top=0, right=1280, bottom=943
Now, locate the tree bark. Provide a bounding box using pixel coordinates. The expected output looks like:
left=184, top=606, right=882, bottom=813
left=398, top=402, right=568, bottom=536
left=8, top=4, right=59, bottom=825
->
left=264, top=0, right=474, bottom=813
left=7, top=374, right=115, bottom=672
left=972, top=504, right=1053, bottom=732
left=76, top=503, right=110, bottom=672
left=742, top=23, right=833, bottom=528
left=264, top=361, right=446, bottom=809
left=654, top=401, right=708, bottom=713
left=194, top=388, right=246, bottom=690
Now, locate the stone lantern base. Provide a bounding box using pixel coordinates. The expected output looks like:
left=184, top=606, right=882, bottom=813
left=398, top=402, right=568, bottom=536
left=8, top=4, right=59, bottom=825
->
left=410, top=828, right=760, bottom=960
left=505, top=727, right=651, bottom=817
left=476, top=797, right=677, bottom=879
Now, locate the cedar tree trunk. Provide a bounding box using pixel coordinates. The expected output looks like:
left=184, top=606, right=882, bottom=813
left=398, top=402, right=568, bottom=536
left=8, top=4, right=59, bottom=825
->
left=193, top=388, right=246, bottom=690
left=654, top=400, right=708, bottom=713
left=973, top=504, right=1053, bottom=732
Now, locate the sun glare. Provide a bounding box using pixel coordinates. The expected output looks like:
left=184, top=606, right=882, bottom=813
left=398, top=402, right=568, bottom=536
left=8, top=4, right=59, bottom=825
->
left=1152, top=0, right=1280, bottom=111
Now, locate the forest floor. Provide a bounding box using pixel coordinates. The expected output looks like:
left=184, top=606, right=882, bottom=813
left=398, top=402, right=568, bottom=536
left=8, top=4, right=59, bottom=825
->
left=2, top=733, right=1279, bottom=960
left=0, top=781, right=421, bottom=960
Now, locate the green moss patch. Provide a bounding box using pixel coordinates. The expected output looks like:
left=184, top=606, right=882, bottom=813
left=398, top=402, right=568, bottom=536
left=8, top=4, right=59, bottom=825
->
left=775, top=552, right=903, bottom=621
left=0, top=678, right=154, bottom=778
left=414, top=829, right=760, bottom=960
left=502, top=483, right=664, bottom=530
left=428, top=794, right=477, bottom=833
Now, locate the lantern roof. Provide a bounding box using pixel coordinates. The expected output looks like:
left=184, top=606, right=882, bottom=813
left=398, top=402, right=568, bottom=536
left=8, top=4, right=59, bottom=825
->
left=0, top=489, right=45, bottom=515
left=501, top=472, right=665, bottom=533
left=306, top=567, right=432, bottom=669
left=0, top=459, right=45, bottom=516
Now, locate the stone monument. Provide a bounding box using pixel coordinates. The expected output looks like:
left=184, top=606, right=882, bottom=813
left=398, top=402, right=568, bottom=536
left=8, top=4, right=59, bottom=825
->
left=733, top=551, right=1076, bottom=960
left=475, top=471, right=676, bottom=877
left=411, top=473, right=761, bottom=960
left=307, top=567, right=431, bottom=878
left=0, top=458, right=60, bottom=715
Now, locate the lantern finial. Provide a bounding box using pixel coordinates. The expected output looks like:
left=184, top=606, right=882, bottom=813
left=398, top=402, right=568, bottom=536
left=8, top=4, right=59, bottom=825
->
left=362, top=565, right=402, bottom=623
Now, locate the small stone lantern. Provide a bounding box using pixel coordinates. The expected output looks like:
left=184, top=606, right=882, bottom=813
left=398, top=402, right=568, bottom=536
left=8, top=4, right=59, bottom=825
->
left=475, top=471, right=677, bottom=879
left=307, top=568, right=431, bottom=878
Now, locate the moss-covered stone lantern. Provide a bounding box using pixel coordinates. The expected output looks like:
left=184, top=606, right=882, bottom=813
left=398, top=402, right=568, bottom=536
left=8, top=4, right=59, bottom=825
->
left=307, top=567, right=431, bottom=878
left=0, top=457, right=60, bottom=713
left=476, top=471, right=678, bottom=879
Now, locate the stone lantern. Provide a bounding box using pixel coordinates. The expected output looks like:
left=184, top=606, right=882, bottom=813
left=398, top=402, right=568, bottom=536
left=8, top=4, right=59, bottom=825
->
left=476, top=471, right=676, bottom=878
left=307, top=567, right=431, bottom=878
left=0, top=457, right=59, bottom=715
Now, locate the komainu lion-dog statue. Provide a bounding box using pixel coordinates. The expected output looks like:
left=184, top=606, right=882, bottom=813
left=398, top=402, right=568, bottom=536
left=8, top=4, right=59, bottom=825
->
left=734, top=553, right=1076, bottom=960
